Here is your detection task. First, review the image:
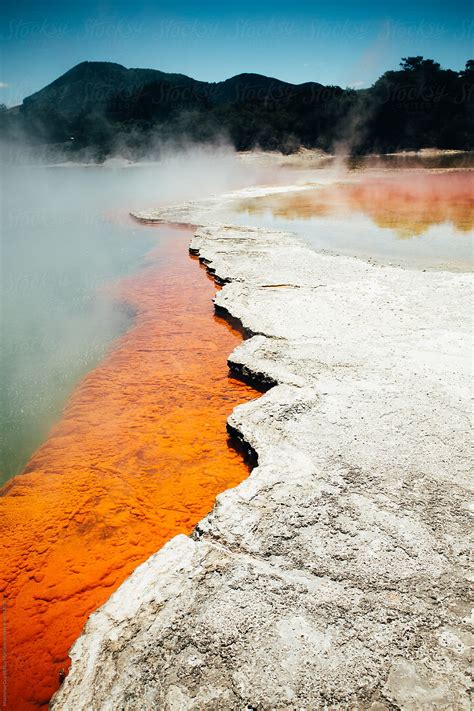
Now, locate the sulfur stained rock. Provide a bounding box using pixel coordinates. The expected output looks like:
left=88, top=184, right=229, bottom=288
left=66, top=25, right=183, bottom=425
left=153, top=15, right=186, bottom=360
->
left=52, top=211, right=472, bottom=710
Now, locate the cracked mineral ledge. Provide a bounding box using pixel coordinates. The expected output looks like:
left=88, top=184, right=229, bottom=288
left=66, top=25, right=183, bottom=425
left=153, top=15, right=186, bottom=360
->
left=51, top=204, right=473, bottom=710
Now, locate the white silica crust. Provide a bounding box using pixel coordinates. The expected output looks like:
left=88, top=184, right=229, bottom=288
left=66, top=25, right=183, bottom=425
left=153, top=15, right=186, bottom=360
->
left=51, top=203, right=473, bottom=710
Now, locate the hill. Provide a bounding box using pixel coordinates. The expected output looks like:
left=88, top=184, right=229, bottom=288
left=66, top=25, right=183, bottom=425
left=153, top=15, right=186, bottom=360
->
left=1, top=57, right=473, bottom=160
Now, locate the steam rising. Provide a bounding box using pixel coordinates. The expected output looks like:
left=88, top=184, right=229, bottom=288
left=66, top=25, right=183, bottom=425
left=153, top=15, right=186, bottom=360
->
left=0, top=143, right=267, bottom=481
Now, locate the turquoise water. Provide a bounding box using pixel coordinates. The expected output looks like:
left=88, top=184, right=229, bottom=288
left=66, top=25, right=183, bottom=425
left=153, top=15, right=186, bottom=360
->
left=0, top=167, right=159, bottom=481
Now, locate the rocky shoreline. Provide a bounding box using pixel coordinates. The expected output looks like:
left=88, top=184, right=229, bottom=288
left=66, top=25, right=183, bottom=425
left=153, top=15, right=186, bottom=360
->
left=51, top=201, right=472, bottom=710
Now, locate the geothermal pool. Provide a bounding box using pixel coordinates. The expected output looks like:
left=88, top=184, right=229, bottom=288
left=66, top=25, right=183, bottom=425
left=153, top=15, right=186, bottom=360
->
left=0, top=157, right=274, bottom=483
left=1, top=157, right=472, bottom=710
left=0, top=157, right=272, bottom=710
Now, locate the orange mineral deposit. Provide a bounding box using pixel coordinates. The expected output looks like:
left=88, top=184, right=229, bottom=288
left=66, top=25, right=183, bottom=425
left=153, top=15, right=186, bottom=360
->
left=0, top=226, right=258, bottom=710
left=239, top=170, right=474, bottom=236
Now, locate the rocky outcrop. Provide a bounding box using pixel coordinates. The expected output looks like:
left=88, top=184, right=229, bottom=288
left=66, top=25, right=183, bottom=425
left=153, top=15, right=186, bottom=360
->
left=51, top=215, right=472, bottom=710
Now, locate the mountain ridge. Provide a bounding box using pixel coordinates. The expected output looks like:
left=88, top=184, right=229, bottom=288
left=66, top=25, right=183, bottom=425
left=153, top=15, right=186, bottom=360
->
left=23, top=61, right=327, bottom=104
left=1, top=57, right=473, bottom=159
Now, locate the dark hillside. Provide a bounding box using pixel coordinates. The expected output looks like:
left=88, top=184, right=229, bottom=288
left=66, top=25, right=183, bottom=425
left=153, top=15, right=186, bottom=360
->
left=1, top=57, right=472, bottom=160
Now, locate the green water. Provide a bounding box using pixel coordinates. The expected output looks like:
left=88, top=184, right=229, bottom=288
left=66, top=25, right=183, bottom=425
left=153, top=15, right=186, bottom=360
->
left=0, top=167, right=159, bottom=482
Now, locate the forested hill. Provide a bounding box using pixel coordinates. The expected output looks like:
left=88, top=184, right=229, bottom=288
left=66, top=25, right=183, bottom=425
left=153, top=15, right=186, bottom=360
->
left=1, top=57, right=473, bottom=160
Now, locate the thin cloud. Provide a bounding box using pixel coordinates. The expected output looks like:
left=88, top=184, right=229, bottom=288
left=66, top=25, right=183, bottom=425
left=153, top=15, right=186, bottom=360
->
left=0, top=82, right=10, bottom=89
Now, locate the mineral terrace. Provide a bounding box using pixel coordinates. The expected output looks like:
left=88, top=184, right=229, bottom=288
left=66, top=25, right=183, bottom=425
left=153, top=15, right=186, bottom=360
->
left=51, top=193, right=473, bottom=710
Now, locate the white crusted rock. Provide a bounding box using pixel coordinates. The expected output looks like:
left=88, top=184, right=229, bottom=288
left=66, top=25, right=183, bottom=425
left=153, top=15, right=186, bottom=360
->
left=52, top=204, right=473, bottom=710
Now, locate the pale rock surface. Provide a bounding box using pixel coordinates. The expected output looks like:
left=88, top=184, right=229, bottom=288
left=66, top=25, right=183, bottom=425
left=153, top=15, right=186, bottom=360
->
left=51, top=211, right=473, bottom=710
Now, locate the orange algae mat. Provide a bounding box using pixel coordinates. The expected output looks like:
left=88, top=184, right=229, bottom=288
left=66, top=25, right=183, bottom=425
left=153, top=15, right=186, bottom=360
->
left=0, top=226, right=258, bottom=710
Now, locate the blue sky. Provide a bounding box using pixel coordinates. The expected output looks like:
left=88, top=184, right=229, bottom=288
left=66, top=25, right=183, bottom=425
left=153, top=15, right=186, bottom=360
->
left=1, top=0, right=472, bottom=106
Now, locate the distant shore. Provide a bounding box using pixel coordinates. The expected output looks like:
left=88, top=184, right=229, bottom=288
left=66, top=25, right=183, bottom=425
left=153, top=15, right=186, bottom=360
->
left=4, top=145, right=474, bottom=171
left=237, top=146, right=474, bottom=169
